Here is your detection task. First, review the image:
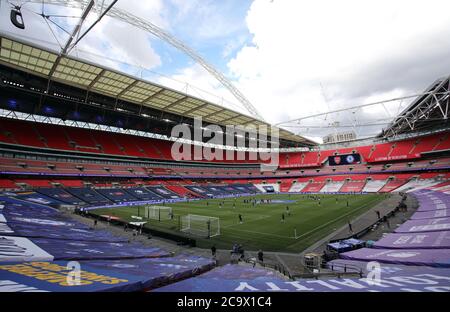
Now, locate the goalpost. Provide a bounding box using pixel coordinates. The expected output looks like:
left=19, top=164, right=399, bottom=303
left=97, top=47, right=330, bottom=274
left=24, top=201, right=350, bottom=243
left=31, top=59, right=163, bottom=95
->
left=144, top=205, right=173, bottom=221
left=181, top=214, right=220, bottom=238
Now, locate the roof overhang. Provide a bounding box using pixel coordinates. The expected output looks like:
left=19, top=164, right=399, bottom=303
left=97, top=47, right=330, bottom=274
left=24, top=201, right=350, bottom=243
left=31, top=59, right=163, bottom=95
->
left=0, top=34, right=316, bottom=146
left=382, top=76, right=450, bottom=138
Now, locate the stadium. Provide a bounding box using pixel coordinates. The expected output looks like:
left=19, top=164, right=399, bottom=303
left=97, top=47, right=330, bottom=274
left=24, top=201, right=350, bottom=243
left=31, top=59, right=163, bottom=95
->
left=0, top=0, right=449, bottom=295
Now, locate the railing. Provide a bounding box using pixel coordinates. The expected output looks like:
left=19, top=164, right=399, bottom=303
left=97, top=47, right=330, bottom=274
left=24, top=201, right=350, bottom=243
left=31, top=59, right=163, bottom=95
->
left=244, top=258, right=293, bottom=280
left=243, top=256, right=365, bottom=281
left=324, top=262, right=364, bottom=277
left=292, top=262, right=364, bottom=279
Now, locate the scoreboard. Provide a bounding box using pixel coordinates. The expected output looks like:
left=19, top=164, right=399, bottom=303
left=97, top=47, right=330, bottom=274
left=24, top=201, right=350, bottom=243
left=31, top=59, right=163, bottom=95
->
left=328, top=154, right=361, bottom=166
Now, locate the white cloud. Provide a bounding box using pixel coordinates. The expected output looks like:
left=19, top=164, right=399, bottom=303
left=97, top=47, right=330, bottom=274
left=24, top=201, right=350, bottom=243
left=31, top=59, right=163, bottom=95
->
left=156, top=63, right=248, bottom=114
left=225, top=0, right=450, bottom=137
left=115, top=0, right=167, bottom=28
left=73, top=0, right=165, bottom=70
left=2, top=0, right=450, bottom=140
left=75, top=16, right=162, bottom=71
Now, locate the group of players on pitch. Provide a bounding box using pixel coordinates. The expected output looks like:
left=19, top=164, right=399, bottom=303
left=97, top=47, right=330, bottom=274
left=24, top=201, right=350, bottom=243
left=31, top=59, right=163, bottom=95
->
left=206, top=198, right=294, bottom=224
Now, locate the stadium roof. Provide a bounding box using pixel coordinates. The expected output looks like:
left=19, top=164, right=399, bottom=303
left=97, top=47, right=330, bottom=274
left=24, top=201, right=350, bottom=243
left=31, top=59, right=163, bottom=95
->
left=0, top=34, right=316, bottom=146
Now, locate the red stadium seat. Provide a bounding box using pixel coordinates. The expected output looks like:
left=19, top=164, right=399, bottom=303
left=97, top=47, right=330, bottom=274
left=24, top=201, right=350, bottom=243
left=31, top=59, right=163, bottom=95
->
left=0, top=179, right=18, bottom=189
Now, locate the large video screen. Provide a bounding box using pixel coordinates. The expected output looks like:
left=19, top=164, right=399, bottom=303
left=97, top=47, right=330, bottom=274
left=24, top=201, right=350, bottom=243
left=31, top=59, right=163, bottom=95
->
left=328, top=154, right=361, bottom=166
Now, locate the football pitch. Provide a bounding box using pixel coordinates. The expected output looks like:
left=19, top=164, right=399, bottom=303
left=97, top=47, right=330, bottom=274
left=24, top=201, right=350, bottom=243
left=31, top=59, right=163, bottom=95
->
left=92, top=194, right=387, bottom=253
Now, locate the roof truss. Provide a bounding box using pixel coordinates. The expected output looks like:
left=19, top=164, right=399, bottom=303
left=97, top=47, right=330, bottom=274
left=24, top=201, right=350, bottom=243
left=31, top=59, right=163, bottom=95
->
left=0, top=34, right=312, bottom=145
left=383, top=76, right=450, bottom=138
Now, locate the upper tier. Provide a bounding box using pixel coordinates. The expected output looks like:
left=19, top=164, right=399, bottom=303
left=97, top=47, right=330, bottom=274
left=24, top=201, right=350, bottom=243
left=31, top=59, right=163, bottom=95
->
left=0, top=117, right=449, bottom=167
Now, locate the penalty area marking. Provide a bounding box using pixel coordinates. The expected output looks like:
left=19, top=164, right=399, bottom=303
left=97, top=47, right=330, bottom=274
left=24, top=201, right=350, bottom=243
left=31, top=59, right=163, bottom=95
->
left=287, top=200, right=375, bottom=247
left=226, top=228, right=293, bottom=239
left=221, top=214, right=272, bottom=229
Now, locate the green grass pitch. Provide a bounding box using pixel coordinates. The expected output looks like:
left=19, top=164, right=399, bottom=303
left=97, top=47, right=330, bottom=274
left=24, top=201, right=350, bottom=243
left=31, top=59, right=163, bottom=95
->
left=92, top=193, right=387, bottom=253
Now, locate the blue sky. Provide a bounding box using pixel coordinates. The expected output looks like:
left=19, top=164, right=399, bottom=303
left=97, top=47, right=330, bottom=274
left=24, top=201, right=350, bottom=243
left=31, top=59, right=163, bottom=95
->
left=152, top=0, right=253, bottom=78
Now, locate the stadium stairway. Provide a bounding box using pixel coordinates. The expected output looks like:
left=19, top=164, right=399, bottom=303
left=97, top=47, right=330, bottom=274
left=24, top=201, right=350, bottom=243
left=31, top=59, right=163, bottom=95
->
left=301, top=182, right=326, bottom=193
left=430, top=181, right=450, bottom=192
left=362, top=179, right=388, bottom=193
left=288, top=182, right=309, bottom=193
left=339, top=180, right=367, bottom=193
left=279, top=180, right=293, bottom=193
left=394, top=179, right=443, bottom=193
left=378, top=179, right=408, bottom=193
left=320, top=181, right=345, bottom=193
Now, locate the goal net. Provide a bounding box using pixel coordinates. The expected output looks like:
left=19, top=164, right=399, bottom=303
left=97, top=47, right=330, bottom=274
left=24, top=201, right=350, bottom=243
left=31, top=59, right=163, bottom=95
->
left=181, top=214, right=220, bottom=238
left=144, top=206, right=173, bottom=221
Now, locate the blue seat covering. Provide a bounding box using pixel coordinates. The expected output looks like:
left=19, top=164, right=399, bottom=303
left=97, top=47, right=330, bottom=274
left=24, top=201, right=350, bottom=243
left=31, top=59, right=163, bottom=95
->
left=0, top=255, right=215, bottom=292
left=146, top=186, right=181, bottom=199
left=66, top=188, right=111, bottom=205
left=0, top=196, right=126, bottom=242
left=232, top=184, right=258, bottom=194
left=95, top=188, right=138, bottom=203
left=13, top=192, right=67, bottom=207
left=185, top=186, right=212, bottom=197
left=155, top=264, right=288, bottom=292
left=124, top=187, right=162, bottom=200
left=37, top=188, right=85, bottom=205
left=79, top=255, right=214, bottom=290
left=0, top=193, right=217, bottom=292
left=202, top=186, right=229, bottom=196
left=156, top=262, right=450, bottom=292
left=0, top=261, right=144, bottom=292
left=27, top=237, right=171, bottom=261
left=219, top=185, right=244, bottom=195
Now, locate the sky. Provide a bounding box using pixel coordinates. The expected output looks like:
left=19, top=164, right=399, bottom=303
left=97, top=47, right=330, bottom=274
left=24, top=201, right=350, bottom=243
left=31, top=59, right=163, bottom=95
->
left=1, top=0, right=450, bottom=142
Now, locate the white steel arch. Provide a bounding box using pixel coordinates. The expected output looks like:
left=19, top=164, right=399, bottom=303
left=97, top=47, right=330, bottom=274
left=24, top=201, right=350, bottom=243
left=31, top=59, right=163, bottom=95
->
left=25, top=0, right=265, bottom=121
